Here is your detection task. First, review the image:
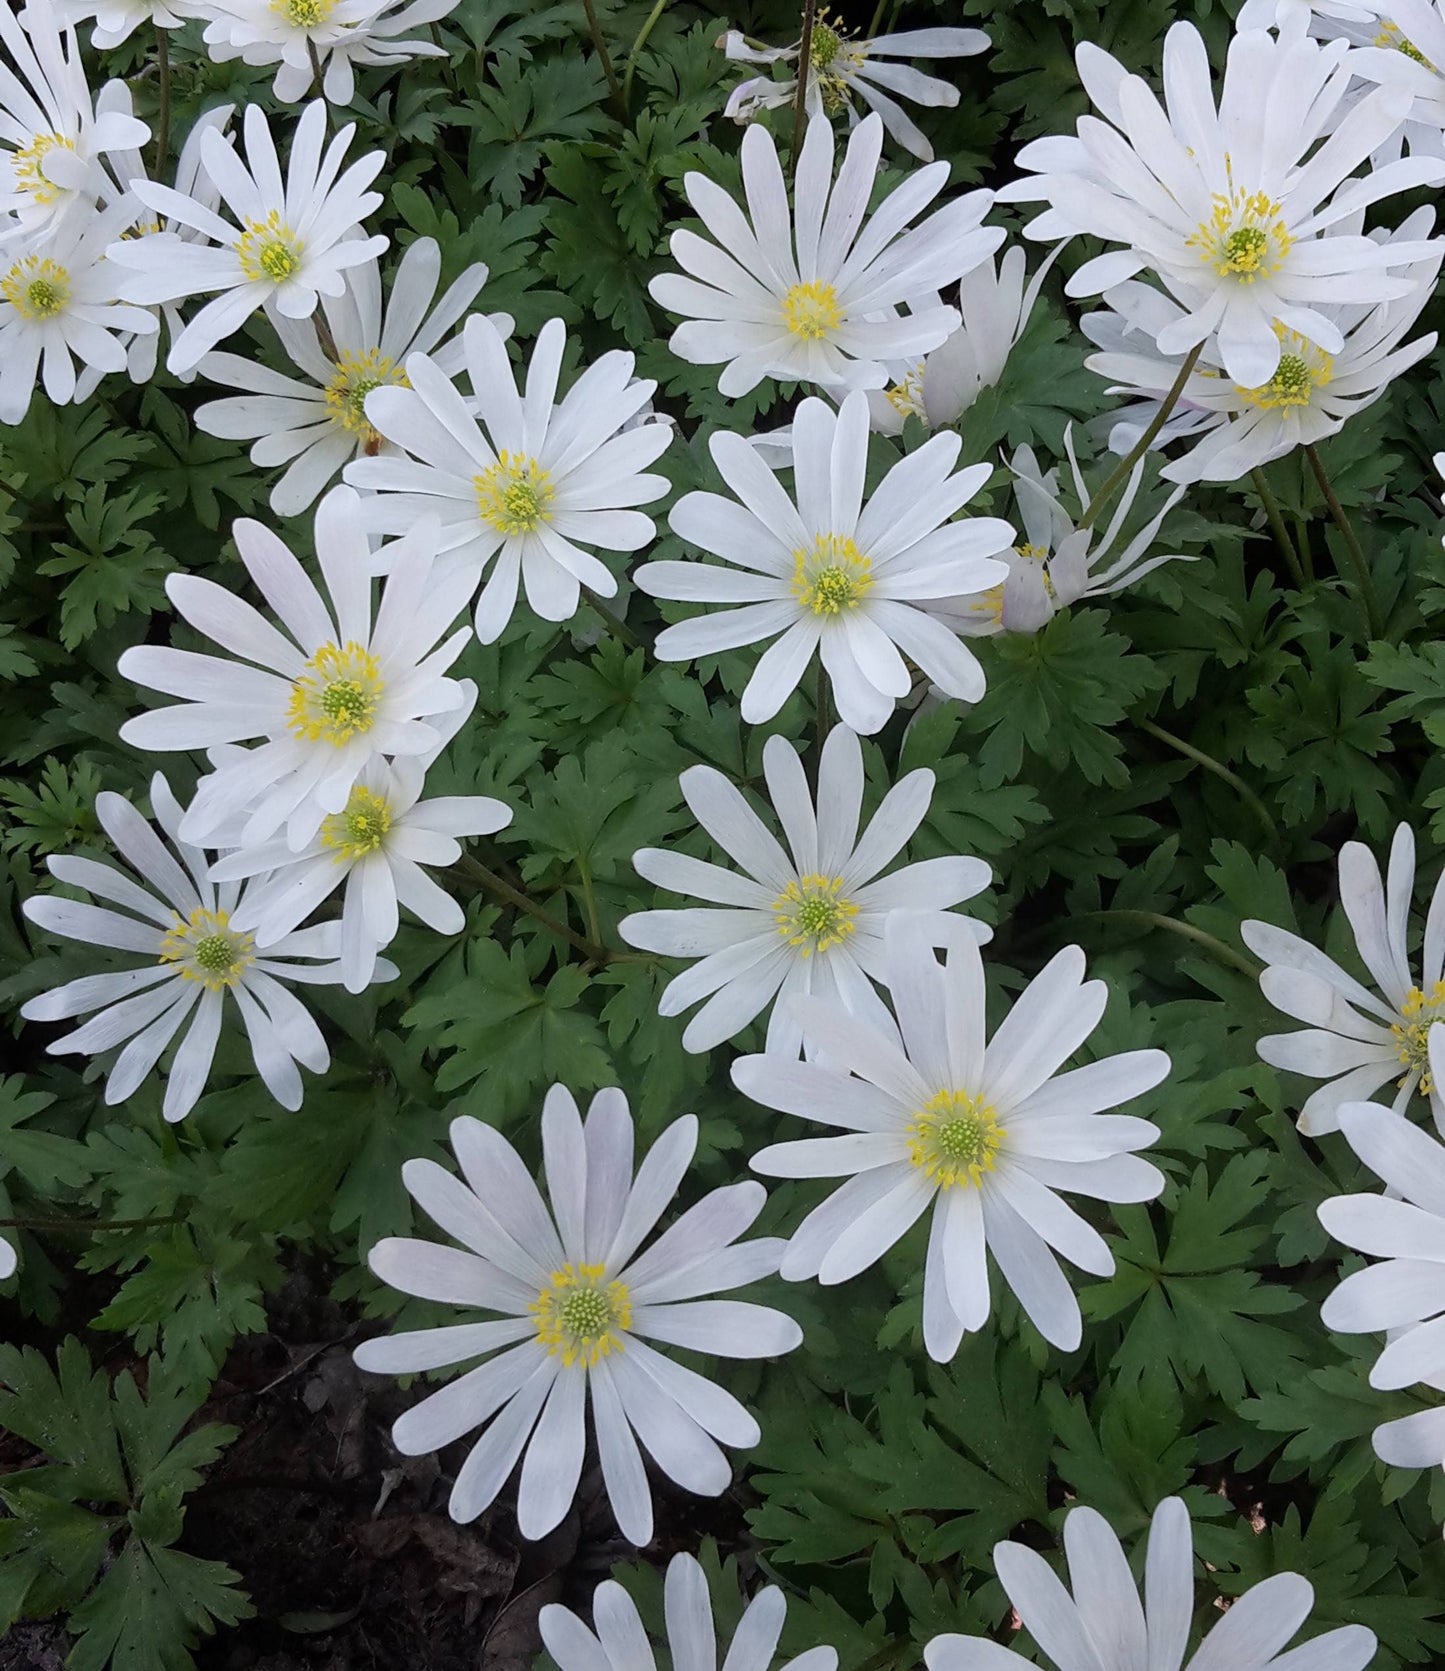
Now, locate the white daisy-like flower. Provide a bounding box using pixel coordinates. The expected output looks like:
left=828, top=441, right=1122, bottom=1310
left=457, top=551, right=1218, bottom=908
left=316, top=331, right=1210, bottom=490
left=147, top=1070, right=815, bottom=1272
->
left=1081, top=212, right=1441, bottom=484
left=208, top=680, right=511, bottom=993
left=541, top=1552, right=838, bottom=1671
left=106, top=100, right=388, bottom=376
left=619, top=724, right=990, bottom=1057
left=0, top=197, right=156, bottom=421
left=201, top=0, right=453, bottom=106
left=19, top=774, right=367, bottom=1123
left=998, top=10, right=1445, bottom=387
left=117, top=484, right=474, bottom=853
left=353, top=1086, right=802, bottom=1543
left=931, top=435, right=1189, bottom=638
left=0, top=1, right=149, bottom=236
left=1242, top=822, right=1445, bottom=1135
left=195, top=238, right=500, bottom=515
left=635, top=390, right=1012, bottom=735
left=924, top=1494, right=1376, bottom=1671
left=344, top=313, right=672, bottom=644
left=865, top=243, right=1061, bottom=436
left=49, top=0, right=198, bottom=51
left=723, top=17, right=989, bottom=164
left=733, top=912, right=1168, bottom=1359
left=648, top=111, right=1002, bottom=397
left=1318, top=1099, right=1445, bottom=1475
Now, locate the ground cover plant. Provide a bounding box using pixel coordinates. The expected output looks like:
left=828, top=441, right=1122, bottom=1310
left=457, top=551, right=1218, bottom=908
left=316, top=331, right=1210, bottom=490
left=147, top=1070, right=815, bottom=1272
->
left=7, top=0, right=1445, bottom=1666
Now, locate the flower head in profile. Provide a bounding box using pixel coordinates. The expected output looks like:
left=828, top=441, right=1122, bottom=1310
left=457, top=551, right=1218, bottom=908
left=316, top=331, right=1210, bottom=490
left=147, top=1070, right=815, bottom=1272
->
left=0, top=197, right=156, bottom=422
left=637, top=391, right=1012, bottom=734
left=346, top=313, right=672, bottom=644
left=201, top=0, right=453, bottom=106
left=649, top=111, right=1001, bottom=396
left=20, top=774, right=363, bottom=1123
left=107, top=100, right=388, bottom=374
left=354, top=1087, right=802, bottom=1544
left=542, top=1552, right=838, bottom=1671
left=733, top=913, right=1168, bottom=1360
left=924, top=1495, right=1376, bottom=1671
left=0, top=1, right=149, bottom=234
left=117, top=485, right=474, bottom=853
left=1318, top=1100, right=1445, bottom=1476
left=1243, top=822, right=1445, bottom=1135
left=933, top=436, right=1189, bottom=637
left=619, top=724, right=990, bottom=1056
left=196, top=237, right=502, bottom=515
left=48, top=0, right=197, bottom=51
left=1000, top=11, right=1445, bottom=386
left=723, top=18, right=989, bottom=162
left=1082, top=211, right=1441, bottom=484
left=210, top=682, right=511, bottom=993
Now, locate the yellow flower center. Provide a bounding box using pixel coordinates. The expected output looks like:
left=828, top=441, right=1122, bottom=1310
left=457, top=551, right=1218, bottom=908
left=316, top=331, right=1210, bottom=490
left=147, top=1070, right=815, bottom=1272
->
left=11, top=131, right=76, bottom=205
left=807, top=9, right=865, bottom=111
left=1, top=256, right=70, bottom=320
left=905, top=1090, right=1003, bottom=1190
left=1375, top=21, right=1436, bottom=68
left=1391, top=981, right=1445, bottom=1093
left=772, top=873, right=858, bottom=955
left=271, top=0, right=337, bottom=24
left=791, top=532, right=872, bottom=617
left=884, top=364, right=927, bottom=419
left=324, top=349, right=408, bottom=445
left=531, top=1262, right=632, bottom=1368
left=158, top=908, right=256, bottom=992
left=474, top=451, right=555, bottom=536
left=1234, top=328, right=1333, bottom=410
left=236, top=211, right=305, bottom=284
left=287, top=641, right=385, bottom=746
left=1187, top=189, right=1293, bottom=283
left=783, top=280, right=843, bottom=341
left=320, top=784, right=393, bottom=861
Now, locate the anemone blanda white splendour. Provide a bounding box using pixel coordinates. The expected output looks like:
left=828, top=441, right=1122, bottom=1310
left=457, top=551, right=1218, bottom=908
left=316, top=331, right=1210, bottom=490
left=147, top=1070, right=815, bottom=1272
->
left=733, top=913, right=1169, bottom=1360
left=354, top=1087, right=801, bottom=1544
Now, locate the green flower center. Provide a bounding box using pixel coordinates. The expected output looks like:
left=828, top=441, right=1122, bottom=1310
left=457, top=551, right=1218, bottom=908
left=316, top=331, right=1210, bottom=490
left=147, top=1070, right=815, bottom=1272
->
left=791, top=533, right=872, bottom=617
left=158, top=908, right=256, bottom=991
left=1188, top=190, right=1292, bottom=284
left=272, top=0, right=336, bottom=25
left=236, top=212, right=305, bottom=285
left=532, top=1263, right=633, bottom=1368
left=772, top=873, right=857, bottom=955
left=287, top=641, right=385, bottom=747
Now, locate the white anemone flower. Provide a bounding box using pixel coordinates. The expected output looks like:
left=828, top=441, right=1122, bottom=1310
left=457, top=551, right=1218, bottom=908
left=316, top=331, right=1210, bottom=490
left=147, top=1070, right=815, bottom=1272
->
left=865, top=243, right=1061, bottom=436
left=195, top=238, right=501, bottom=515
left=0, top=197, right=156, bottom=421
left=998, top=11, right=1445, bottom=387
left=931, top=436, right=1190, bottom=637
left=733, top=913, right=1168, bottom=1359
left=924, top=1495, right=1377, bottom=1671
left=201, top=0, right=453, bottom=106
left=541, top=1552, right=838, bottom=1671
left=19, top=774, right=366, bottom=1123
left=1242, top=822, right=1445, bottom=1135
left=48, top=0, right=198, bottom=51
left=0, top=2, right=149, bottom=236
left=354, top=1086, right=802, bottom=1544
left=209, top=681, right=512, bottom=993
left=1081, top=211, right=1441, bottom=484
left=117, top=485, right=474, bottom=853
left=618, top=724, right=991, bottom=1057
left=649, top=111, right=1002, bottom=397
left=106, top=100, right=388, bottom=376
left=345, top=314, right=673, bottom=644
left=722, top=18, right=989, bottom=164
left=1318, top=1100, right=1445, bottom=1475
left=636, top=390, right=1013, bottom=734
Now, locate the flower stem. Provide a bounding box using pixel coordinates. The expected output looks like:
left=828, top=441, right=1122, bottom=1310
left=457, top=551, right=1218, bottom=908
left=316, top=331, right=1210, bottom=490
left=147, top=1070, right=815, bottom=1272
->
left=1077, top=343, right=1202, bottom=532
left=791, top=0, right=818, bottom=167
left=454, top=854, right=612, bottom=964
left=580, top=0, right=628, bottom=122
left=153, top=25, right=170, bottom=176
left=1304, top=443, right=1383, bottom=640
left=1248, top=466, right=1304, bottom=590
left=0, top=1212, right=183, bottom=1233
left=621, top=0, right=669, bottom=108
left=582, top=592, right=642, bottom=649
left=307, top=39, right=333, bottom=127
left=1136, top=716, right=1278, bottom=845
left=1079, top=909, right=1259, bottom=978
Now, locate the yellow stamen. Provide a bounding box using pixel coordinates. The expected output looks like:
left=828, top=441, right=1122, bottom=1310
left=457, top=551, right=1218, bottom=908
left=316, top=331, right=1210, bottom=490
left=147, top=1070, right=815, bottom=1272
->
left=324, top=348, right=408, bottom=447
left=236, top=210, right=305, bottom=284
left=271, top=0, right=337, bottom=24
left=1374, top=21, right=1436, bottom=68
left=474, top=451, right=555, bottom=536
left=1391, top=981, right=1445, bottom=1094
left=286, top=641, right=385, bottom=747
left=11, top=132, right=76, bottom=206
left=531, top=1262, right=632, bottom=1368
left=884, top=364, right=927, bottom=419
left=320, top=785, right=393, bottom=862
left=783, top=280, right=843, bottom=341
left=1234, top=326, right=1332, bottom=410
left=1187, top=188, right=1293, bottom=283
left=791, top=532, right=872, bottom=616
left=1, top=256, right=70, bottom=320
left=905, top=1089, right=1002, bottom=1190
left=772, top=873, right=858, bottom=956
left=158, top=908, right=256, bottom=992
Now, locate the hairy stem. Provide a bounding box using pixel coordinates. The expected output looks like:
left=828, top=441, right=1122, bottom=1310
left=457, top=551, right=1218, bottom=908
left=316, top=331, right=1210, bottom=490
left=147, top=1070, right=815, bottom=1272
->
left=1248, top=466, right=1305, bottom=590
left=580, top=0, right=628, bottom=121
left=1080, top=909, right=1259, bottom=978
left=0, top=1212, right=184, bottom=1233
left=1078, top=343, right=1202, bottom=532
left=1137, top=717, right=1278, bottom=846
left=454, top=854, right=612, bottom=964
left=791, top=0, right=818, bottom=166
left=1304, top=443, right=1384, bottom=640
left=582, top=591, right=642, bottom=649
left=622, top=0, right=669, bottom=108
